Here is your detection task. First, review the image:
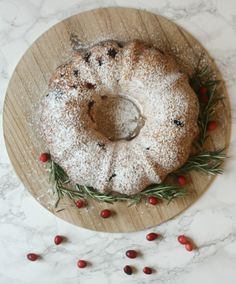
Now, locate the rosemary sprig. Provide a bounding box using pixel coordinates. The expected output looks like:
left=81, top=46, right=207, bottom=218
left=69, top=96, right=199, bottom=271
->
left=136, top=184, right=187, bottom=205
left=77, top=183, right=187, bottom=205
left=198, top=88, right=223, bottom=147
left=190, top=66, right=223, bottom=147
left=50, top=160, right=186, bottom=206
left=50, top=161, right=81, bottom=207
left=76, top=184, right=129, bottom=204
left=174, top=149, right=226, bottom=175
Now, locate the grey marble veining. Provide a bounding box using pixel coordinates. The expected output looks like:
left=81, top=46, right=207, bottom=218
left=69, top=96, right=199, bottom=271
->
left=0, top=0, right=236, bottom=283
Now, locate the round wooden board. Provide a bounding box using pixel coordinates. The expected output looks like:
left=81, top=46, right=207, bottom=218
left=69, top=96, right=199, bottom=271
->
left=3, top=8, right=231, bottom=232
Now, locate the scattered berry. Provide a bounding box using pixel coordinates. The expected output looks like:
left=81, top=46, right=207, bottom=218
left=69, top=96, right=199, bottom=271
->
left=54, top=235, right=63, bottom=245
left=126, top=250, right=137, bottom=259
left=143, top=266, right=153, bottom=274
left=178, top=175, right=187, bottom=187
left=123, top=265, right=133, bottom=275
left=27, top=253, right=39, bottom=261
left=148, top=196, right=159, bottom=205
left=177, top=235, right=188, bottom=245
left=77, top=260, right=87, bottom=268
left=185, top=242, right=194, bottom=252
left=100, top=209, right=111, bottom=218
left=75, top=199, right=85, bottom=208
left=207, top=120, right=217, bottom=131
left=39, top=153, right=50, bottom=162
left=199, top=86, right=208, bottom=96
left=146, top=232, right=158, bottom=241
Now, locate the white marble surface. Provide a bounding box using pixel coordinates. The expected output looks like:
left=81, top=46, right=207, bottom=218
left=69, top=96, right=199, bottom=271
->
left=1, top=0, right=236, bottom=283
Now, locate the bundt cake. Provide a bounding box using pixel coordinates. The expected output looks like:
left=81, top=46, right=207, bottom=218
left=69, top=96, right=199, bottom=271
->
left=40, top=40, right=199, bottom=195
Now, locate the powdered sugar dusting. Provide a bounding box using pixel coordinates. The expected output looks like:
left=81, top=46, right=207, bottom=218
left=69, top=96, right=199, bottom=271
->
left=40, top=40, right=199, bottom=195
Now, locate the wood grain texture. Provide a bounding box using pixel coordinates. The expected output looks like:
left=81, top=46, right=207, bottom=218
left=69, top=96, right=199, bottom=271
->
left=3, top=8, right=231, bottom=232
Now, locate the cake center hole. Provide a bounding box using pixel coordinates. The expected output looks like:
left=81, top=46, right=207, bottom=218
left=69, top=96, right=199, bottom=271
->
left=90, top=96, right=144, bottom=141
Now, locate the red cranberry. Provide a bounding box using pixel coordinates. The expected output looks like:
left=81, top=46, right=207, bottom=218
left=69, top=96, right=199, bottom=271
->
left=199, top=93, right=209, bottom=103
left=146, top=232, right=158, bottom=241
left=75, top=199, right=85, bottom=208
left=199, top=86, right=208, bottom=96
left=143, top=266, right=153, bottom=274
left=77, top=260, right=87, bottom=268
left=185, top=242, right=194, bottom=252
left=123, top=265, right=132, bottom=275
left=178, top=175, right=187, bottom=187
left=100, top=209, right=111, bottom=218
left=39, top=153, right=50, bottom=162
left=148, top=196, right=159, bottom=205
left=126, top=250, right=137, bottom=259
left=198, top=87, right=209, bottom=103
left=207, top=121, right=217, bottom=131
left=54, top=235, right=63, bottom=245
left=178, top=235, right=188, bottom=245
left=27, top=253, right=39, bottom=261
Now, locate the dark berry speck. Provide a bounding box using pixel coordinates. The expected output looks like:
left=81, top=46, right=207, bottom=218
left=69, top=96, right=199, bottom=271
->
left=107, top=48, right=117, bottom=58
left=108, top=173, right=116, bottom=181
left=85, top=82, right=96, bottom=89
left=88, top=100, right=95, bottom=109
left=84, top=52, right=91, bottom=63
left=174, top=120, right=184, bottom=127
left=97, top=142, right=106, bottom=150
left=101, top=95, right=108, bottom=100
left=117, top=42, right=124, bottom=48
left=97, top=58, right=103, bottom=66
left=73, top=70, right=79, bottom=76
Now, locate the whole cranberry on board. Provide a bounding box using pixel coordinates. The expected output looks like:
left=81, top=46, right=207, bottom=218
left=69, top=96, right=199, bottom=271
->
left=27, top=253, right=39, bottom=261
left=100, top=209, right=111, bottom=218
left=146, top=232, right=158, bottom=241
left=178, top=175, right=187, bottom=187
left=39, top=152, right=50, bottom=162
left=207, top=120, right=217, bottom=131
left=75, top=199, right=85, bottom=208
left=148, top=196, right=159, bottom=205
